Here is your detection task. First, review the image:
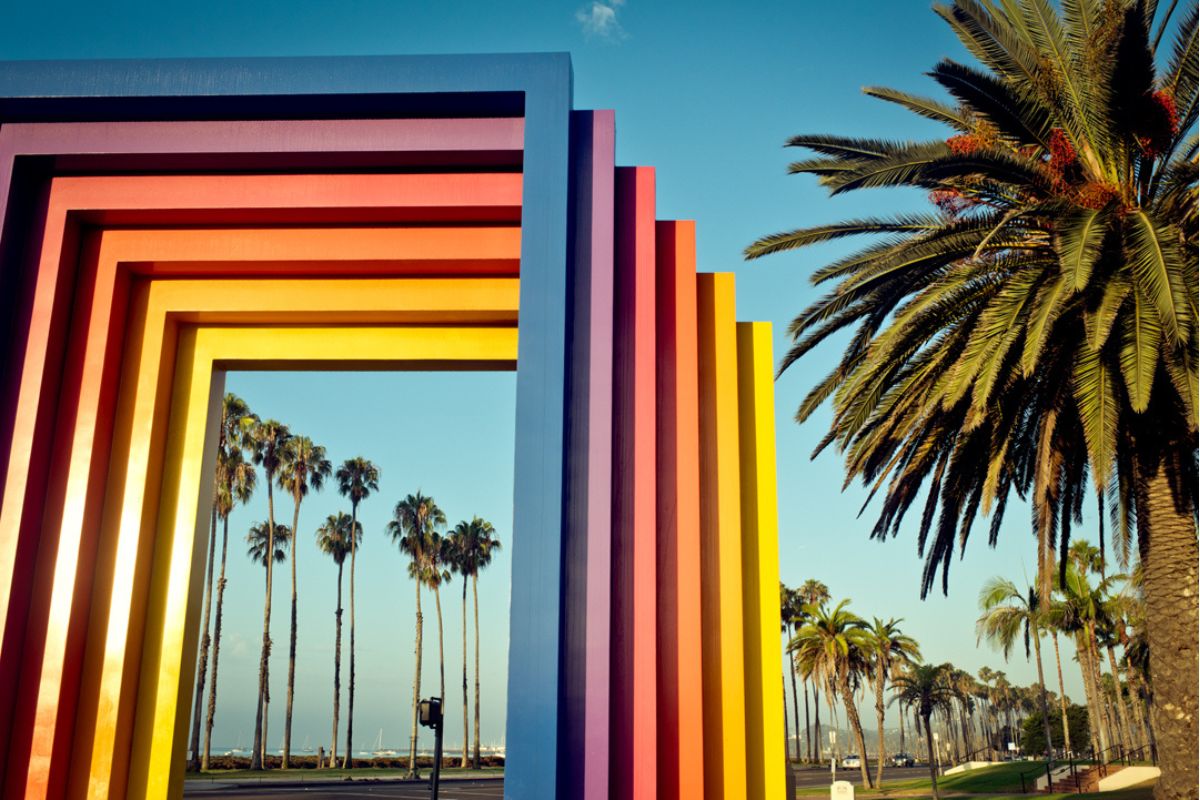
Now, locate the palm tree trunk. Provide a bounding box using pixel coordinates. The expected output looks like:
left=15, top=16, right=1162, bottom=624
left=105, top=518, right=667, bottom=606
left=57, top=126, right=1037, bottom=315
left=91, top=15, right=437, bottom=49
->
left=812, top=684, right=822, bottom=764
left=189, top=504, right=219, bottom=771
left=251, top=480, right=277, bottom=771
left=840, top=688, right=873, bottom=788
left=1051, top=632, right=1072, bottom=755
left=472, top=573, right=481, bottom=769
left=923, top=713, right=940, bottom=800
left=407, top=580, right=424, bottom=778
left=874, top=668, right=886, bottom=787
left=1130, top=671, right=1153, bottom=755
left=331, top=559, right=343, bottom=768
left=782, top=676, right=791, bottom=762
left=343, top=501, right=358, bottom=770
left=1078, top=632, right=1107, bottom=752
left=1138, top=457, right=1198, bottom=800
left=803, top=678, right=812, bottom=762
left=1032, top=630, right=1054, bottom=762
left=460, top=576, right=470, bottom=768
left=1087, top=623, right=1121, bottom=753
left=788, top=656, right=801, bottom=760
left=283, top=488, right=302, bottom=769
left=1105, top=643, right=1137, bottom=753
left=899, top=703, right=906, bottom=757
left=202, top=512, right=231, bottom=770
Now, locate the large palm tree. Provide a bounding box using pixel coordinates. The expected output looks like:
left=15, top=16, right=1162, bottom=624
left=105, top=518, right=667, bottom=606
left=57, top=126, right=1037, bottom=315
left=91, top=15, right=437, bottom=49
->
left=1042, top=594, right=1077, bottom=755
left=246, top=518, right=291, bottom=766
left=747, top=3, right=1197, bottom=793
left=977, top=578, right=1056, bottom=761
left=864, top=617, right=920, bottom=785
left=449, top=516, right=500, bottom=769
left=246, top=419, right=291, bottom=770
left=276, top=436, right=332, bottom=769
left=334, top=456, right=379, bottom=769
left=892, top=662, right=958, bottom=800
left=316, top=511, right=360, bottom=769
left=192, top=393, right=256, bottom=771
left=790, top=600, right=874, bottom=788
left=388, top=491, right=447, bottom=779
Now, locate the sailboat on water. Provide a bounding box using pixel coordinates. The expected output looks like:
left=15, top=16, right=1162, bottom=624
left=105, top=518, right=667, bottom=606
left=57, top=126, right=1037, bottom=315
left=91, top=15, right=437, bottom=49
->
left=223, top=731, right=248, bottom=756
left=371, top=728, right=399, bottom=758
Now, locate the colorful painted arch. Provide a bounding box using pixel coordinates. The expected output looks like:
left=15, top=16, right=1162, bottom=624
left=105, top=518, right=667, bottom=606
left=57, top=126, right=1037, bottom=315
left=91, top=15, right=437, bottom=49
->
left=0, top=55, right=786, bottom=799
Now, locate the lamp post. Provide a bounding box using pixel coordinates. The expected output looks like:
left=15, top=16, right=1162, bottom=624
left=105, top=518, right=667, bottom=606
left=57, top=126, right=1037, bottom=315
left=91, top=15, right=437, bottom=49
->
left=419, top=697, right=444, bottom=799
left=933, top=731, right=942, bottom=775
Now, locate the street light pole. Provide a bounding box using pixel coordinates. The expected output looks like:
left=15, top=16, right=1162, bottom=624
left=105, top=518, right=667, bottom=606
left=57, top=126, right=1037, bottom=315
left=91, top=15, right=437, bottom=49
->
left=419, top=697, right=444, bottom=799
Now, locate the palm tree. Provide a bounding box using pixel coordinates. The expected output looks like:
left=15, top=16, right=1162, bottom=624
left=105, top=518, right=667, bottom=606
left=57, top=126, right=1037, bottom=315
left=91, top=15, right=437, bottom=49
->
left=246, top=419, right=290, bottom=769
left=746, top=4, right=1197, bottom=793
left=388, top=491, right=447, bottom=779
left=449, top=517, right=500, bottom=768
left=316, top=511, right=360, bottom=769
left=977, top=578, right=1056, bottom=762
left=892, top=662, right=957, bottom=800
left=790, top=600, right=874, bottom=788
left=865, top=617, right=920, bottom=785
left=779, top=584, right=801, bottom=761
left=797, top=579, right=830, bottom=761
left=194, top=393, right=256, bottom=771
left=334, top=456, right=380, bottom=769
left=276, top=436, right=332, bottom=769
left=246, top=518, right=291, bottom=765
left=1042, top=595, right=1077, bottom=755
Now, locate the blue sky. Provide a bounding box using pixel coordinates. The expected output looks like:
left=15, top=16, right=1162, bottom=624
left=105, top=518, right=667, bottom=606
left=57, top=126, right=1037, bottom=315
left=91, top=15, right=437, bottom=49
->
left=4, top=0, right=1103, bottom=754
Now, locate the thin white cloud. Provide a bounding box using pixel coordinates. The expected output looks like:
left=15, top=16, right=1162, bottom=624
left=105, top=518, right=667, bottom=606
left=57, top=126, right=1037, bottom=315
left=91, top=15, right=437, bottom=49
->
left=576, top=0, right=627, bottom=41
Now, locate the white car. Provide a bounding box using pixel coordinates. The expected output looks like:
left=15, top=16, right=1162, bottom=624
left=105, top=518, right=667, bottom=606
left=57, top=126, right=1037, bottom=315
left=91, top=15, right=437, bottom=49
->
left=841, top=755, right=862, bottom=768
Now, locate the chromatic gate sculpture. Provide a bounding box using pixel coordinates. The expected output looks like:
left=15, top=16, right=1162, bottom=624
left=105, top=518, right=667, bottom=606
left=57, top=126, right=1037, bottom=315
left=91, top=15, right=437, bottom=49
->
left=0, top=55, right=785, bottom=799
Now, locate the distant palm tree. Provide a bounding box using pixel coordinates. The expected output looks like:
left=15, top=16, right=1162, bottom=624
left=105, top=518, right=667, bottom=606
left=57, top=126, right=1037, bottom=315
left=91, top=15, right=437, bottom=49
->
left=448, top=516, right=500, bottom=768
left=779, top=584, right=800, bottom=762
left=796, top=579, right=830, bottom=761
left=202, top=444, right=256, bottom=769
left=195, top=393, right=256, bottom=771
left=746, top=3, right=1197, bottom=791
left=316, top=511, right=360, bottom=769
left=1042, top=596, right=1076, bottom=755
left=388, top=491, right=447, bottom=779
left=335, top=456, right=380, bottom=769
left=864, top=617, right=920, bottom=785
left=892, top=662, right=956, bottom=800
left=790, top=599, right=874, bottom=788
left=247, top=419, right=291, bottom=770
left=977, top=578, right=1056, bottom=762
left=276, top=436, right=332, bottom=769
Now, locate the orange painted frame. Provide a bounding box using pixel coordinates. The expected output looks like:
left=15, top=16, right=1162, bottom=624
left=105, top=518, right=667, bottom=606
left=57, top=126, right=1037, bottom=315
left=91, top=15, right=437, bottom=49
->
left=3, top=229, right=516, bottom=800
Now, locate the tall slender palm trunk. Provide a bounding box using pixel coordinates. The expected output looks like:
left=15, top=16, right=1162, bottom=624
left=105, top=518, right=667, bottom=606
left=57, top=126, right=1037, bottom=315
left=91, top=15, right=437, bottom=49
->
left=283, top=487, right=303, bottom=769
left=202, top=512, right=231, bottom=770
left=922, top=713, right=940, bottom=800
left=1086, top=624, right=1121, bottom=752
left=343, top=501, right=359, bottom=769
left=1105, top=644, right=1137, bottom=752
left=1077, top=632, right=1108, bottom=752
left=840, top=688, right=873, bottom=788
left=783, top=676, right=791, bottom=760
left=898, top=704, right=905, bottom=757
left=251, top=481, right=278, bottom=771
left=189, top=505, right=219, bottom=770
left=1032, top=630, right=1054, bottom=762
left=1051, top=632, right=1072, bottom=754
left=472, top=573, right=482, bottom=768
left=330, top=560, right=344, bottom=768
left=812, top=684, right=822, bottom=763
left=788, top=658, right=801, bottom=760
left=1138, top=460, right=1197, bottom=800
left=407, top=581, right=424, bottom=778
left=460, top=576, right=470, bottom=768
left=803, top=678, right=812, bottom=762
left=873, top=669, right=887, bottom=787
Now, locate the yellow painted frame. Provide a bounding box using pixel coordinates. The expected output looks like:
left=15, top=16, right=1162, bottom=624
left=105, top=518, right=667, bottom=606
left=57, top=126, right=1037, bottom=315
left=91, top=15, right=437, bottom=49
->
left=736, top=322, right=786, bottom=798
left=66, top=277, right=515, bottom=800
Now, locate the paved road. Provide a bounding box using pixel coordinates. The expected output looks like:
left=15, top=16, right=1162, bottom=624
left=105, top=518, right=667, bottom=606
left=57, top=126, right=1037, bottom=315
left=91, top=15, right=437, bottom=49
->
left=185, top=778, right=503, bottom=799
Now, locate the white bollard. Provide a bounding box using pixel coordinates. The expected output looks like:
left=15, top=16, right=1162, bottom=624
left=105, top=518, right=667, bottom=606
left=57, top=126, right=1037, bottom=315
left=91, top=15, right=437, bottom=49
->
left=832, top=779, right=855, bottom=800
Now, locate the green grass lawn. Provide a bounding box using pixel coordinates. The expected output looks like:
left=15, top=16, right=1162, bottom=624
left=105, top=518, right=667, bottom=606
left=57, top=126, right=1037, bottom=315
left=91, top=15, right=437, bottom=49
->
left=794, top=762, right=1156, bottom=800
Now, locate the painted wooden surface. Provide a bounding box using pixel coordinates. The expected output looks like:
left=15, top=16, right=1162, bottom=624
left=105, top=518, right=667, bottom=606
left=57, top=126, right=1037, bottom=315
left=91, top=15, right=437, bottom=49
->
left=737, top=322, right=787, bottom=800
left=610, top=166, right=658, bottom=799
left=654, top=220, right=705, bottom=800
left=697, top=272, right=748, bottom=800
left=560, top=109, right=615, bottom=800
